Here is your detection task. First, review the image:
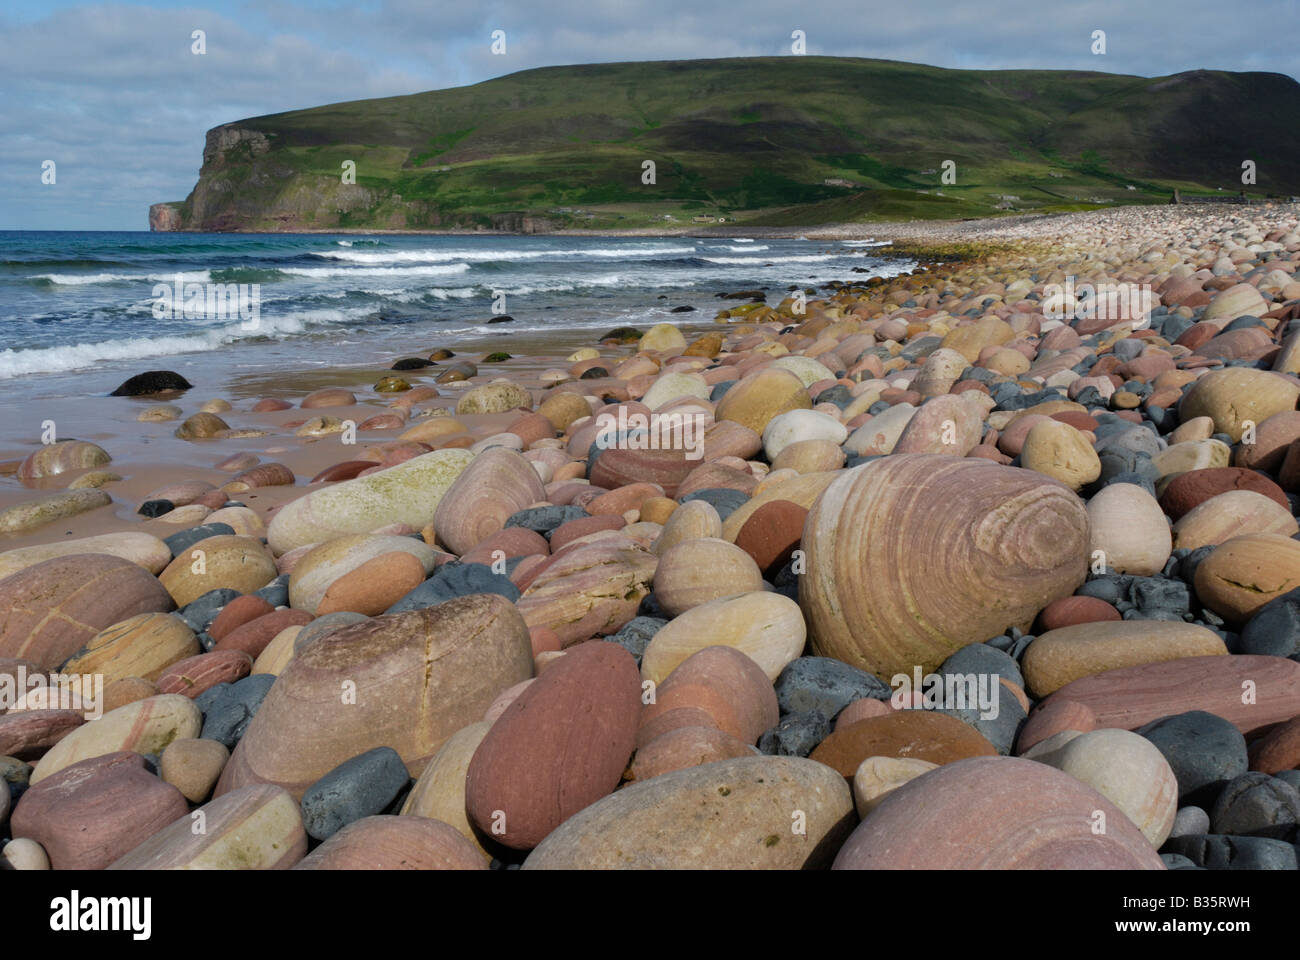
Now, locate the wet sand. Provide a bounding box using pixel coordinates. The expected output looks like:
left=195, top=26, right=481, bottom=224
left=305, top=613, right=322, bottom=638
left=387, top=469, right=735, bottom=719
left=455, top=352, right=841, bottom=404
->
left=0, top=321, right=719, bottom=550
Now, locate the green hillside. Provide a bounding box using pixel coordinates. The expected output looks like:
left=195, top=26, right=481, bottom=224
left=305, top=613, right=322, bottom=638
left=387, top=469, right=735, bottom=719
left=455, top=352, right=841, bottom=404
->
left=151, top=57, right=1300, bottom=232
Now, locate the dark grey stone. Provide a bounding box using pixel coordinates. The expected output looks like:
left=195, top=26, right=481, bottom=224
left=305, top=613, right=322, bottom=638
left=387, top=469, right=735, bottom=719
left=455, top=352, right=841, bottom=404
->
left=1112, top=338, right=1144, bottom=362
left=1210, top=772, right=1300, bottom=840
left=757, top=711, right=829, bottom=757
left=179, top=589, right=241, bottom=633
left=984, top=632, right=1033, bottom=661
left=1097, top=471, right=1157, bottom=498
left=1161, top=315, right=1195, bottom=342
left=1162, top=834, right=1298, bottom=870
left=1145, top=406, right=1171, bottom=431
left=300, top=746, right=411, bottom=841
left=504, top=504, right=588, bottom=536
left=637, top=591, right=668, bottom=620
left=604, top=616, right=665, bottom=667
left=842, top=454, right=878, bottom=470
left=940, top=642, right=1024, bottom=689
left=679, top=488, right=749, bottom=520
left=1222, top=315, right=1266, bottom=333
left=253, top=574, right=290, bottom=609
left=193, top=682, right=231, bottom=715
left=1094, top=424, right=1161, bottom=459
left=1072, top=386, right=1105, bottom=408
left=1136, top=711, right=1248, bottom=806
left=1170, top=806, right=1211, bottom=838
left=1160, top=852, right=1204, bottom=870
left=1179, top=544, right=1217, bottom=588
left=199, top=674, right=276, bottom=749
left=932, top=688, right=1027, bottom=756
left=1097, top=449, right=1160, bottom=488
left=1128, top=576, right=1191, bottom=617
left=163, top=523, right=236, bottom=558
left=816, top=385, right=853, bottom=410
left=109, top=370, right=193, bottom=396
left=1077, top=575, right=1133, bottom=605
left=1239, top=587, right=1300, bottom=660
left=1275, top=770, right=1300, bottom=792
left=386, top=562, right=520, bottom=613
left=709, top=381, right=736, bottom=402
left=899, top=335, right=943, bottom=362
left=137, top=499, right=175, bottom=518
left=774, top=657, right=890, bottom=719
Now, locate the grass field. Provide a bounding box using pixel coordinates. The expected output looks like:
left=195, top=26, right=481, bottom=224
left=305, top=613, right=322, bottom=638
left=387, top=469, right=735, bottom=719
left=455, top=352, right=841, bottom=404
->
left=160, top=57, right=1300, bottom=231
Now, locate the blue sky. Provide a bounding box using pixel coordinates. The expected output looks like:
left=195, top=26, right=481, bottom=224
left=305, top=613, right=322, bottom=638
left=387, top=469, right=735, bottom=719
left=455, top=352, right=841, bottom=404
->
left=2, top=0, right=1298, bottom=230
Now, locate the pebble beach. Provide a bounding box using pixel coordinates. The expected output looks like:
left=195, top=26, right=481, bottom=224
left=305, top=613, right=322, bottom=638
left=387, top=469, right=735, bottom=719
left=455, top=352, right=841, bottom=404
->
left=5, top=202, right=1300, bottom=871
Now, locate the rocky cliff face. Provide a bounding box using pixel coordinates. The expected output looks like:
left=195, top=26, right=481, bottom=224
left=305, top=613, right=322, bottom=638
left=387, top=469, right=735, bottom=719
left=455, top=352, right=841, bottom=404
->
left=152, top=121, right=486, bottom=232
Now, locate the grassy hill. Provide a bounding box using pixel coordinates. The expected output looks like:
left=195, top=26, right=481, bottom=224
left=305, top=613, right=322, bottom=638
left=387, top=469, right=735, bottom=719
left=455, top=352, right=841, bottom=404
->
left=151, top=57, right=1300, bottom=232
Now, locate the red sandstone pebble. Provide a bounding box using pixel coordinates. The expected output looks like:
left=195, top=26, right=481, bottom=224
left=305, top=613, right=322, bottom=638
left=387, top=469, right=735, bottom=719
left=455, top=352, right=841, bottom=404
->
left=734, top=500, right=806, bottom=577
left=208, top=595, right=275, bottom=642
left=214, top=609, right=314, bottom=658
left=1037, top=595, right=1122, bottom=631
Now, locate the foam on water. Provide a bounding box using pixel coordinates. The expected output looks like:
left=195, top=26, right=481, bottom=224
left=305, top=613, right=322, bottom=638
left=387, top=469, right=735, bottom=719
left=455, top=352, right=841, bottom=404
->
left=0, top=307, right=366, bottom=379
left=279, top=263, right=471, bottom=278
left=698, top=254, right=839, bottom=265
left=0, top=231, right=912, bottom=385
left=27, top=270, right=214, bottom=285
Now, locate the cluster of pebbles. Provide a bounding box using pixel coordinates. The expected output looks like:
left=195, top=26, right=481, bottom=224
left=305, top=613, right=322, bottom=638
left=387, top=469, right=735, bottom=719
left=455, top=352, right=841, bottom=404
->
left=3, top=205, right=1300, bottom=870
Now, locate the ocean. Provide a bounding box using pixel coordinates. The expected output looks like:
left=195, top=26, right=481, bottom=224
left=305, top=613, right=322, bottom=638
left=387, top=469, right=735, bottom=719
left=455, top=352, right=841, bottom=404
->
left=0, top=231, right=909, bottom=399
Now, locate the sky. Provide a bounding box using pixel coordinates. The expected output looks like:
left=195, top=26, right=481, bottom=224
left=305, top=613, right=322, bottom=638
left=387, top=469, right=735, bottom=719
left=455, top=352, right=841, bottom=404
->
left=2, top=0, right=1298, bottom=230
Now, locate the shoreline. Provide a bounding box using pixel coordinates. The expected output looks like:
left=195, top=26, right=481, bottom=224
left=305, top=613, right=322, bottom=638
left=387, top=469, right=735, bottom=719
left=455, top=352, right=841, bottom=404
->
left=135, top=201, right=1300, bottom=242
left=6, top=201, right=1300, bottom=548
